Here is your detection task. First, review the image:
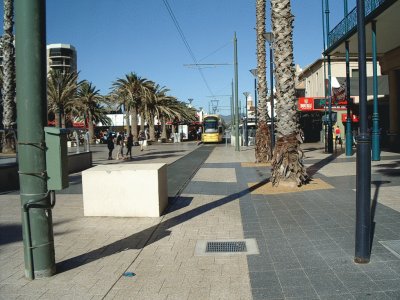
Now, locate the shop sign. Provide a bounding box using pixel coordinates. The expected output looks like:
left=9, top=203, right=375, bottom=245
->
left=298, top=97, right=314, bottom=111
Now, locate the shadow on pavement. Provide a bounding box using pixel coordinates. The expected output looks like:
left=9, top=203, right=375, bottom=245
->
left=370, top=180, right=391, bottom=250
left=56, top=178, right=269, bottom=274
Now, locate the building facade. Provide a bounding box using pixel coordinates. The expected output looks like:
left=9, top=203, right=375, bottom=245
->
left=46, top=44, right=77, bottom=74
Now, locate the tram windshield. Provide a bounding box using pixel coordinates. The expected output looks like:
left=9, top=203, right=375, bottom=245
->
left=204, top=117, right=219, bottom=132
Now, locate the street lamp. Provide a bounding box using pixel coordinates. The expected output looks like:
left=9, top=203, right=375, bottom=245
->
left=264, top=32, right=275, bottom=150
left=243, top=92, right=250, bottom=146
left=249, top=69, right=258, bottom=127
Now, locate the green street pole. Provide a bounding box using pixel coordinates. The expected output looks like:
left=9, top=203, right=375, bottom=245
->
left=234, top=32, right=240, bottom=151
left=345, top=41, right=353, bottom=156
left=243, top=92, right=250, bottom=146
left=355, top=0, right=371, bottom=264
left=231, top=80, right=234, bottom=132
left=371, top=21, right=380, bottom=161
left=321, top=0, right=328, bottom=152
left=325, top=0, right=333, bottom=153
left=15, top=0, right=56, bottom=279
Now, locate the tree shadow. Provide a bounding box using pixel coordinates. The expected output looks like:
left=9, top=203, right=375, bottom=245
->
left=374, top=161, right=400, bottom=177
left=56, top=178, right=269, bottom=273
left=0, top=220, right=76, bottom=246
left=306, top=152, right=342, bottom=177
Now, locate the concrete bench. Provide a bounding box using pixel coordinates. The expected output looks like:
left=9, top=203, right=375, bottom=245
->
left=82, top=163, right=168, bottom=217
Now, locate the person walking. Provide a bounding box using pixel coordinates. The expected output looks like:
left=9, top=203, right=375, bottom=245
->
left=116, top=132, right=124, bottom=160
left=126, top=133, right=133, bottom=159
left=106, top=134, right=114, bottom=160
left=139, top=130, right=146, bottom=151
left=335, top=125, right=342, bottom=149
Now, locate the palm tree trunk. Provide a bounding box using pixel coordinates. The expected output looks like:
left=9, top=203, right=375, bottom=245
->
left=255, top=0, right=272, bottom=163
left=270, top=0, right=308, bottom=187
left=161, top=116, right=167, bottom=140
left=88, top=110, right=95, bottom=144
left=54, top=110, right=61, bottom=128
left=140, top=111, right=145, bottom=132
left=131, top=106, right=139, bottom=142
left=2, top=0, right=16, bottom=154
left=149, top=114, right=156, bottom=141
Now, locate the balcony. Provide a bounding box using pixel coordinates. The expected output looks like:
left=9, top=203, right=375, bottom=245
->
left=325, top=0, right=400, bottom=56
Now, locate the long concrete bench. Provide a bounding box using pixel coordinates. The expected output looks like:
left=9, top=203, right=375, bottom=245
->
left=82, top=163, right=168, bottom=217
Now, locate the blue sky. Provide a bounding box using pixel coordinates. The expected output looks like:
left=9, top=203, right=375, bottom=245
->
left=2, top=0, right=356, bottom=114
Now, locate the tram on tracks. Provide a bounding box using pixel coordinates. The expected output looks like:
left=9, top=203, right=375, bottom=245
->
left=201, top=114, right=225, bottom=143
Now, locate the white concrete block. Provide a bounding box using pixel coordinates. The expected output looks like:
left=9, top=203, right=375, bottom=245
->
left=82, top=163, right=168, bottom=217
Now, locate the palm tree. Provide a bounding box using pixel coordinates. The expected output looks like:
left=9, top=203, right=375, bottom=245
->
left=255, top=0, right=272, bottom=163
left=47, top=70, right=80, bottom=128
left=111, top=73, right=152, bottom=142
left=1, top=0, right=16, bottom=154
left=75, top=81, right=111, bottom=144
left=270, top=0, right=308, bottom=187
left=144, top=84, right=170, bottom=141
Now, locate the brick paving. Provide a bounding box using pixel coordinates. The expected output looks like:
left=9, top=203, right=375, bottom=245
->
left=0, top=142, right=400, bottom=299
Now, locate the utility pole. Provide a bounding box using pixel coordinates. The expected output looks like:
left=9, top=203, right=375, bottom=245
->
left=234, top=32, right=240, bottom=151
left=15, top=0, right=56, bottom=279
left=243, top=92, right=250, bottom=146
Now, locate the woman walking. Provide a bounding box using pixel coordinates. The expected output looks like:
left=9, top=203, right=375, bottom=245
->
left=107, top=134, right=114, bottom=160
left=126, top=133, right=133, bottom=159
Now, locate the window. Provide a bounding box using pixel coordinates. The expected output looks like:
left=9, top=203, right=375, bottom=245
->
left=352, top=69, right=359, bottom=77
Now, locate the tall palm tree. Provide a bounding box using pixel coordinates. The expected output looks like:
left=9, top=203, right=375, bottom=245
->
left=75, top=81, right=111, bottom=144
left=255, top=0, right=272, bottom=163
left=144, top=84, right=170, bottom=141
left=270, top=0, right=308, bottom=187
left=47, top=70, right=80, bottom=128
left=111, top=73, right=152, bottom=142
left=1, top=0, right=16, bottom=154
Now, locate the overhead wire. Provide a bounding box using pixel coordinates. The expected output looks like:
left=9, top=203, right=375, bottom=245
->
left=162, top=0, right=216, bottom=99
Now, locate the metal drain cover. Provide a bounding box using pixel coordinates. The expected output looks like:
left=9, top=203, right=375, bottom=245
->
left=379, top=240, right=400, bottom=259
left=206, top=241, right=247, bottom=253
left=195, top=239, right=259, bottom=256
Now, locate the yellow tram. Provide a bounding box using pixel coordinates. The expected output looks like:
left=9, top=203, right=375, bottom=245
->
left=201, top=115, right=224, bottom=143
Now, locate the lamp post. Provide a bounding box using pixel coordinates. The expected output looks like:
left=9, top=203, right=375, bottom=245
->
left=15, top=0, right=56, bottom=279
left=243, top=92, right=250, bottom=146
left=250, top=69, right=258, bottom=127
left=325, top=0, right=334, bottom=153
left=234, top=32, right=240, bottom=151
left=355, top=0, right=371, bottom=264
left=264, top=32, right=275, bottom=150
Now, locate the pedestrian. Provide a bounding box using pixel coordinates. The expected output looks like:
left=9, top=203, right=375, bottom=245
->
left=335, top=125, right=342, bottom=147
left=107, top=134, right=114, bottom=160
left=116, top=132, right=124, bottom=160
left=126, top=133, right=133, bottom=159
left=139, top=130, right=146, bottom=151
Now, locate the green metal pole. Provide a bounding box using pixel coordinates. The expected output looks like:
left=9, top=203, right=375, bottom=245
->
left=234, top=32, right=240, bottom=151
left=321, top=0, right=328, bottom=152
left=15, top=0, right=56, bottom=279
left=371, top=21, right=380, bottom=161
left=355, top=0, right=371, bottom=264
left=325, top=0, right=333, bottom=153
left=345, top=41, right=353, bottom=156
left=231, top=80, right=234, bottom=132
left=327, top=55, right=333, bottom=153
left=254, top=77, right=258, bottom=127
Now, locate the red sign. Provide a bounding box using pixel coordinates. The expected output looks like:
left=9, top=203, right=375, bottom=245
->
left=341, top=113, right=359, bottom=123
left=298, top=97, right=314, bottom=111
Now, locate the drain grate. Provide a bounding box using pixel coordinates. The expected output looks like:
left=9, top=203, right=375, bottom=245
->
left=206, top=241, right=247, bottom=253
left=195, top=239, right=259, bottom=256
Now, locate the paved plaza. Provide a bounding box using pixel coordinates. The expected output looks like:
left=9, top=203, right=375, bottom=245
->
left=1, top=141, right=400, bottom=299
